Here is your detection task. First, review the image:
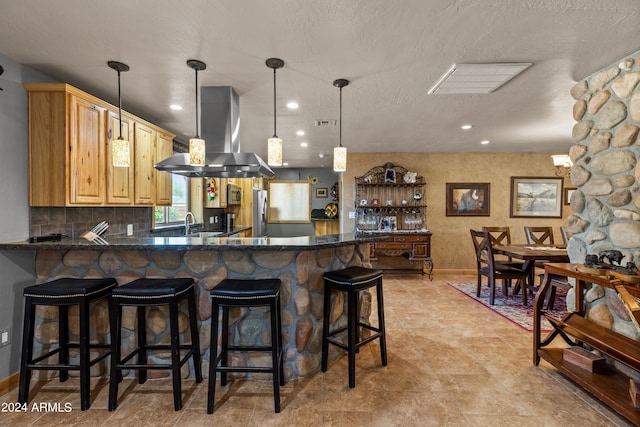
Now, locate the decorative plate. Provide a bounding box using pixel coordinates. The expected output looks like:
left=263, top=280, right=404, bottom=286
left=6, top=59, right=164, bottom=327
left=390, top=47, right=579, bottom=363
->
left=325, top=203, right=338, bottom=218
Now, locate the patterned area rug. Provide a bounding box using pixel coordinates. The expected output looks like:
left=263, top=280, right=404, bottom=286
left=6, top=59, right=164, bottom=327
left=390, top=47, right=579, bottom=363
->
left=447, top=282, right=567, bottom=332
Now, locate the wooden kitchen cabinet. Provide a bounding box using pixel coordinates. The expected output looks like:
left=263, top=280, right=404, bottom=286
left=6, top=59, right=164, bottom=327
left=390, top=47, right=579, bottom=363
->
left=155, top=132, right=173, bottom=206
left=68, top=95, right=106, bottom=204
left=106, top=110, right=134, bottom=205
left=133, top=122, right=155, bottom=205
left=25, top=83, right=175, bottom=207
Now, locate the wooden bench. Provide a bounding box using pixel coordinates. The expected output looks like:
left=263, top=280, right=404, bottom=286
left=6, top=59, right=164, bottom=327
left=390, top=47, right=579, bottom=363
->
left=534, top=263, right=640, bottom=426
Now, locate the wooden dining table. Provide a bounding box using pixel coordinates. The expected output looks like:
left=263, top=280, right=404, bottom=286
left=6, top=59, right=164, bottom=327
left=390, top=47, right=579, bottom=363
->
left=492, top=244, right=570, bottom=304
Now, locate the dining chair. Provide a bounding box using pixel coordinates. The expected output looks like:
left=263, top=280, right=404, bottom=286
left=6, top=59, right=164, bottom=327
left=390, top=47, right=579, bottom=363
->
left=482, top=226, right=525, bottom=292
left=470, top=229, right=529, bottom=305
left=482, top=226, right=524, bottom=268
left=524, top=226, right=569, bottom=309
left=524, top=226, right=554, bottom=245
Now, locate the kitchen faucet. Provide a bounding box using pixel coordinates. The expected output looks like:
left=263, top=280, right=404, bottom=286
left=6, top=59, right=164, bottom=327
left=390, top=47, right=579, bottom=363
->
left=184, top=211, right=195, bottom=235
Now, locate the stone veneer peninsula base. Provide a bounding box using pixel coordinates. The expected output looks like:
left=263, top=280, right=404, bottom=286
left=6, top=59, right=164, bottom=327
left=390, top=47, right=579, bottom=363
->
left=0, top=234, right=385, bottom=382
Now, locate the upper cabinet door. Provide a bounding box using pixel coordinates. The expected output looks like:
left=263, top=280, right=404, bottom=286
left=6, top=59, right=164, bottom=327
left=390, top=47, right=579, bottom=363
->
left=155, top=132, right=173, bottom=206
left=106, top=110, right=134, bottom=205
left=68, top=95, right=105, bottom=205
left=133, top=122, right=155, bottom=205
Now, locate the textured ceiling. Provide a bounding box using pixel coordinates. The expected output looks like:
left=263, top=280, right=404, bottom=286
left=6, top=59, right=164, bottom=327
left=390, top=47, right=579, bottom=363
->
left=1, top=0, right=639, bottom=168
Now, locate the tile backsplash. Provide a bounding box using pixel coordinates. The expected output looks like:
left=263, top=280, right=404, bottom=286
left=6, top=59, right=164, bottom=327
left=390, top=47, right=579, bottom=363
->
left=30, top=207, right=154, bottom=238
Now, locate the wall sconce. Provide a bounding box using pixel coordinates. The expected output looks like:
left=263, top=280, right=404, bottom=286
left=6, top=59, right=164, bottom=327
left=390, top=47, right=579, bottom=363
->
left=551, top=154, right=572, bottom=177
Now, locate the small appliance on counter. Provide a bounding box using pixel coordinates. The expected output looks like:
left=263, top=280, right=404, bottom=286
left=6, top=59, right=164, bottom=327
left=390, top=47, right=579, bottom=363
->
left=222, top=213, right=235, bottom=232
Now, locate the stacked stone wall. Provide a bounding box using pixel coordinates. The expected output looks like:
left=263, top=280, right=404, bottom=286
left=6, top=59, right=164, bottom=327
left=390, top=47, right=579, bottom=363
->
left=568, top=51, right=640, bottom=367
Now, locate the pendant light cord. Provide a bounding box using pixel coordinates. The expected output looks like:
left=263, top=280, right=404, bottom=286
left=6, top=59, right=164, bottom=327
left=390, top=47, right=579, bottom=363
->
left=273, top=67, right=277, bottom=138
left=339, top=86, right=343, bottom=148
left=195, top=67, right=199, bottom=138
left=117, top=70, right=123, bottom=139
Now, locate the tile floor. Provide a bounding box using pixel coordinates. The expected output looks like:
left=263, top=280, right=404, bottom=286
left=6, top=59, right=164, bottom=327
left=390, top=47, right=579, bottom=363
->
left=1, top=272, right=633, bottom=426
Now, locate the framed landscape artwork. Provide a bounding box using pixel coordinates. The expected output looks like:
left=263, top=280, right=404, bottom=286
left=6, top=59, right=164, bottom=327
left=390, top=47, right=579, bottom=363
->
left=445, top=183, right=490, bottom=216
left=510, top=177, right=563, bottom=218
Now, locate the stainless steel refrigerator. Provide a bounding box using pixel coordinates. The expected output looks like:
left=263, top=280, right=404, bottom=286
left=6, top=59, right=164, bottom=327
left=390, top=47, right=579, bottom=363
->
left=253, top=189, right=268, bottom=237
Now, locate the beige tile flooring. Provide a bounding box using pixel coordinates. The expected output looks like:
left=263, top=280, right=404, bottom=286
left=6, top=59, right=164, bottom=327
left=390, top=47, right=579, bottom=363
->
left=1, top=272, right=633, bottom=426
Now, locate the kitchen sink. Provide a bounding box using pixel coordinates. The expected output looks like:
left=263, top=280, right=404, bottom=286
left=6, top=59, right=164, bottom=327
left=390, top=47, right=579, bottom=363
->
left=186, top=231, right=224, bottom=238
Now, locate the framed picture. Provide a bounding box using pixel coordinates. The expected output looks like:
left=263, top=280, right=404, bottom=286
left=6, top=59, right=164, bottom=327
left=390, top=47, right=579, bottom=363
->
left=384, top=168, right=396, bottom=183
left=316, top=187, right=328, bottom=198
left=446, top=183, right=490, bottom=216
left=564, top=187, right=576, bottom=205
left=510, top=177, right=563, bottom=218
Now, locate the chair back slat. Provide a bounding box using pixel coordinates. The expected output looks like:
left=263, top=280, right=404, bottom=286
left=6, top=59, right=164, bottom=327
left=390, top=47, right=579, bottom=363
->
left=482, top=226, right=512, bottom=245
left=524, top=226, right=554, bottom=245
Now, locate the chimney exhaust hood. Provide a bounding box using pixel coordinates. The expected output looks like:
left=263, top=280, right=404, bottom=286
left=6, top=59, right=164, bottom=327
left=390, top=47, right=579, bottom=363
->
left=155, top=86, right=275, bottom=178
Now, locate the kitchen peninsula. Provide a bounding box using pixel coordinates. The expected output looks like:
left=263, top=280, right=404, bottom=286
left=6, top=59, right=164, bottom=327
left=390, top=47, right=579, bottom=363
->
left=0, top=233, right=386, bottom=381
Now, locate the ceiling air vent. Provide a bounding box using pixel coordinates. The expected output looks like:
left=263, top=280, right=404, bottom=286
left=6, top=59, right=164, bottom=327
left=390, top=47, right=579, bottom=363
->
left=315, top=119, right=337, bottom=127
left=428, top=63, right=532, bottom=95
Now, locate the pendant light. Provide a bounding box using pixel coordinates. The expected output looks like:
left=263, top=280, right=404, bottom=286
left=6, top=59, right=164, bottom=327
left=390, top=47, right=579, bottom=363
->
left=108, top=61, right=130, bottom=167
left=333, top=78, right=349, bottom=172
left=187, top=59, right=207, bottom=165
left=266, top=58, right=284, bottom=166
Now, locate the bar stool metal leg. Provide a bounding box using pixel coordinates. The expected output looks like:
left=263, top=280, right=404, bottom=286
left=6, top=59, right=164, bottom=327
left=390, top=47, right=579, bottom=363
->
left=59, top=305, right=69, bottom=383
left=376, top=279, right=388, bottom=366
left=137, top=306, right=147, bottom=384
left=187, top=290, right=203, bottom=382
left=321, top=288, right=331, bottom=373
left=18, top=297, right=35, bottom=405
left=169, top=299, right=182, bottom=411
left=79, top=299, right=91, bottom=410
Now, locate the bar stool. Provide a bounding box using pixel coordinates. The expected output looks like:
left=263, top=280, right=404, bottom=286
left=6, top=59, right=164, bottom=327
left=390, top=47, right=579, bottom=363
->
left=207, top=278, right=284, bottom=414
left=322, top=266, right=386, bottom=388
left=18, top=277, right=117, bottom=410
left=108, top=277, right=202, bottom=411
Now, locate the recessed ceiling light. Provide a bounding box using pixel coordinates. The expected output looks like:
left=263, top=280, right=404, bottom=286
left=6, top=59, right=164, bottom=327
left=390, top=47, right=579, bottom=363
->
left=296, top=130, right=305, bottom=136
left=461, top=124, right=472, bottom=130
left=170, top=104, right=183, bottom=111
left=318, top=153, right=324, bottom=158
left=481, top=140, right=490, bottom=145
left=300, top=142, right=308, bottom=147
left=429, top=63, right=532, bottom=95
left=283, top=162, right=289, bottom=166
left=287, top=102, right=299, bottom=109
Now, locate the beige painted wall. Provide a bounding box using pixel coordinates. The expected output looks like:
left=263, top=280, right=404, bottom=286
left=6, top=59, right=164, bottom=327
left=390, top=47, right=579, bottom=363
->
left=339, top=152, right=573, bottom=272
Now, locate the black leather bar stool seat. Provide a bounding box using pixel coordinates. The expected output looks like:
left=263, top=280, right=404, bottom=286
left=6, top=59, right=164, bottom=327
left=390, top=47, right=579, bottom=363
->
left=19, top=277, right=117, bottom=410
left=108, top=277, right=202, bottom=411
left=322, top=266, right=387, bottom=388
left=207, top=278, right=284, bottom=414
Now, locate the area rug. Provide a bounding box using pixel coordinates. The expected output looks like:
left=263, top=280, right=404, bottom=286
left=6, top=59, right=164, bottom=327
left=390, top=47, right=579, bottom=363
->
left=447, top=282, right=567, bottom=332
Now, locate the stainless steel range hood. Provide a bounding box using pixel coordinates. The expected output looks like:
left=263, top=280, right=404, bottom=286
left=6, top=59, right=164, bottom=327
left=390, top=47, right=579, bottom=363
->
left=155, top=86, right=274, bottom=178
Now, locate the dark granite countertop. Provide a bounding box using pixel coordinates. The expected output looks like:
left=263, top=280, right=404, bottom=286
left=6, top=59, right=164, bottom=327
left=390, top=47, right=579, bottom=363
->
left=0, top=233, right=388, bottom=251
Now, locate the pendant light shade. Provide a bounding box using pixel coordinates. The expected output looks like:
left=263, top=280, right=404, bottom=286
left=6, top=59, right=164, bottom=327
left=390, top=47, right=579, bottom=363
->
left=187, top=59, right=207, bottom=165
left=333, top=79, right=349, bottom=172
left=266, top=58, right=284, bottom=167
left=108, top=61, right=130, bottom=167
